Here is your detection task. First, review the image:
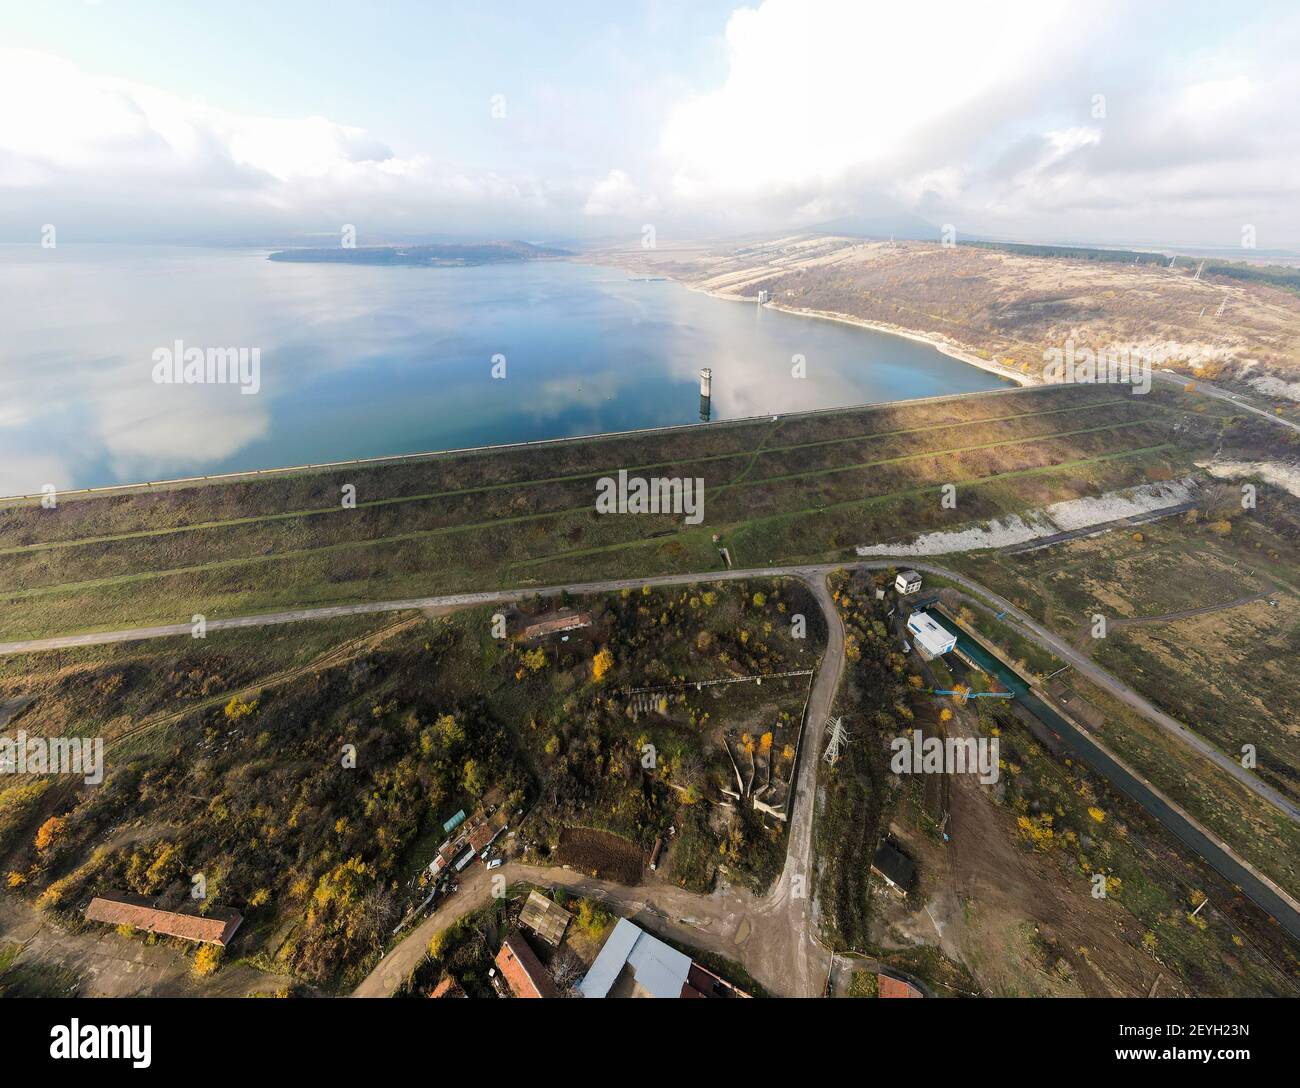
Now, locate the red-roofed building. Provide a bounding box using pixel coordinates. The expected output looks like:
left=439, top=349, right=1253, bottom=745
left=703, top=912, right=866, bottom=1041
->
left=494, top=932, right=558, bottom=998
left=84, top=893, right=242, bottom=946
left=468, top=808, right=509, bottom=854
left=877, top=974, right=924, bottom=998
left=429, top=976, right=467, bottom=998
left=518, top=612, right=592, bottom=640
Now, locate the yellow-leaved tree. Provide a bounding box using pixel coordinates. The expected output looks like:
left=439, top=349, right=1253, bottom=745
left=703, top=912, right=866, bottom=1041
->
left=192, top=944, right=223, bottom=978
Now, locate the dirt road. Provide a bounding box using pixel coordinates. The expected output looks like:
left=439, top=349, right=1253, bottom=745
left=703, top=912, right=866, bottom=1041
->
left=1154, top=370, right=1300, bottom=435
left=356, top=572, right=844, bottom=998
left=10, top=557, right=1297, bottom=993
left=6, top=558, right=1290, bottom=825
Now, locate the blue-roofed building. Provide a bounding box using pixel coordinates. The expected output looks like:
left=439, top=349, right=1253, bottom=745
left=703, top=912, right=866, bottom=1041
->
left=578, top=918, right=749, bottom=998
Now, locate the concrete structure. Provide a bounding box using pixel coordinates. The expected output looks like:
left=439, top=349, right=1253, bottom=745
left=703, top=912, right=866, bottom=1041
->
left=579, top=918, right=749, bottom=998
left=1045, top=679, right=1105, bottom=732
left=906, top=611, right=956, bottom=658
left=84, top=893, right=243, bottom=947
left=699, top=368, right=712, bottom=397
left=895, top=570, right=922, bottom=595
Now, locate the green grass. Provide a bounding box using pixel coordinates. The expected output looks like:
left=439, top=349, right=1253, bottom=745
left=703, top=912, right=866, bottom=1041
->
left=0, top=384, right=1206, bottom=643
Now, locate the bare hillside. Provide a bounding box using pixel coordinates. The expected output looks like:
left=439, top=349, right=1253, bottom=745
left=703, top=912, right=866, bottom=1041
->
left=593, top=235, right=1300, bottom=403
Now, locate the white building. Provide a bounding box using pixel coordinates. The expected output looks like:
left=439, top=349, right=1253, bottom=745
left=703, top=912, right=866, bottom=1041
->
left=906, top=611, right=957, bottom=658
left=895, top=570, right=922, bottom=595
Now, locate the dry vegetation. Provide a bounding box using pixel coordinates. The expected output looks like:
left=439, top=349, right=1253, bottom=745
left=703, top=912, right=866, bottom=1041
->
left=0, top=577, right=819, bottom=990
left=0, top=383, right=1203, bottom=643
left=595, top=234, right=1300, bottom=402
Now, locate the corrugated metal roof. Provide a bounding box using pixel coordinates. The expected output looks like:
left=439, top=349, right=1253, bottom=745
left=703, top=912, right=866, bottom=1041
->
left=579, top=918, right=640, bottom=997
left=625, top=925, right=692, bottom=998
left=578, top=918, right=691, bottom=998
left=519, top=890, right=571, bottom=946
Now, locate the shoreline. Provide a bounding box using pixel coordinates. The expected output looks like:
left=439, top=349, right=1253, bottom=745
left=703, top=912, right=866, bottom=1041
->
left=3, top=259, right=1033, bottom=504
left=685, top=279, right=1034, bottom=387
left=0, top=381, right=1055, bottom=505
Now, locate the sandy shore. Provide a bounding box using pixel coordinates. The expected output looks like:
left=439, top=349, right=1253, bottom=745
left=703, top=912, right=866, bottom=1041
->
left=688, top=281, right=1034, bottom=387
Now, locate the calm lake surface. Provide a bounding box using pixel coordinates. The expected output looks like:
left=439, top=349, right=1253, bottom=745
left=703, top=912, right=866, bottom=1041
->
left=0, top=245, right=1011, bottom=493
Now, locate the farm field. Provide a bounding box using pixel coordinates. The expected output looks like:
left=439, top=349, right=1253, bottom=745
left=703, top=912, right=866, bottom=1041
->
left=0, top=383, right=1215, bottom=642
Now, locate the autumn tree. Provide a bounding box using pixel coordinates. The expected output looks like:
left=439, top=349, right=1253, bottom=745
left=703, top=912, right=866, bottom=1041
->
left=34, top=815, right=66, bottom=852
left=223, top=696, right=258, bottom=720
left=462, top=758, right=485, bottom=796
left=192, top=944, right=223, bottom=978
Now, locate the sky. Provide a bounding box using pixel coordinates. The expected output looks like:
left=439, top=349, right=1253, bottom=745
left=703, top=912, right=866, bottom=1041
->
left=1, top=0, right=1297, bottom=250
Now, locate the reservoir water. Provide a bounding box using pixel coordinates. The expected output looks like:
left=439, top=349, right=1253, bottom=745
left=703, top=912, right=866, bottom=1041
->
left=0, top=245, right=1011, bottom=494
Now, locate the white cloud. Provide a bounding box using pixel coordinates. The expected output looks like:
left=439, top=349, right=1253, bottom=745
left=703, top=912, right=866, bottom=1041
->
left=659, top=0, right=1086, bottom=207
left=3, top=4, right=1299, bottom=250
left=0, top=47, right=559, bottom=239
left=651, top=0, right=1300, bottom=246
left=582, top=168, right=658, bottom=217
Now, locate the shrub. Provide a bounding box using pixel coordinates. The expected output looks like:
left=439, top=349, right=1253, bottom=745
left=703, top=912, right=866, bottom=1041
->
left=192, top=944, right=223, bottom=978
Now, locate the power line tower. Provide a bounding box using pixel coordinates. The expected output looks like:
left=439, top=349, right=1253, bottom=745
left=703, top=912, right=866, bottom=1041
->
left=823, top=716, right=851, bottom=764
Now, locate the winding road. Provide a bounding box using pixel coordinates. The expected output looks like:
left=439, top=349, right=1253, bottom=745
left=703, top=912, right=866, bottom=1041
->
left=3, top=559, right=1293, bottom=822
left=7, top=556, right=1300, bottom=994
left=1154, top=369, right=1300, bottom=435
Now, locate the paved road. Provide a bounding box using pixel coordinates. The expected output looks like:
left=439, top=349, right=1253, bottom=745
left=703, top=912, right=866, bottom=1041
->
left=1001, top=501, right=1198, bottom=555
left=0, top=569, right=834, bottom=656
left=9, top=555, right=1299, bottom=990
left=892, top=560, right=1300, bottom=824
left=1154, top=369, right=1300, bottom=435
left=5, top=559, right=1293, bottom=826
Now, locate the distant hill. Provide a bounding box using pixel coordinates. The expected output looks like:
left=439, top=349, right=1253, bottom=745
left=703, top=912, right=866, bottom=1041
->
left=962, top=239, right=1300, bottom=294
left=268, top=240, right=572, bottom=266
